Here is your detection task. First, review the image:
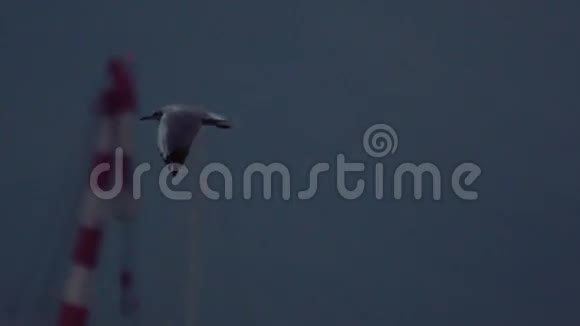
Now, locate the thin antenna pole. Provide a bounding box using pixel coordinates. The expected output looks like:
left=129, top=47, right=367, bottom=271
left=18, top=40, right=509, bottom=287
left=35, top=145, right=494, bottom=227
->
left=187, top=133, right=207, bottom=326
left=117, top=104, right=139, bottom=317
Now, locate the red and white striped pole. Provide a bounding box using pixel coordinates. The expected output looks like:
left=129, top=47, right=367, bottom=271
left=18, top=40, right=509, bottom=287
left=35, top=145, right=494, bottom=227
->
left=57, top=115, right=114, bottom=326
left=57, top=56, right=136, bottom=326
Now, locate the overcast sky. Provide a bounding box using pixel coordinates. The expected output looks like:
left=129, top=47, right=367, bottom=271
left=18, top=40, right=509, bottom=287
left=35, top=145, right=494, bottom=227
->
left=1, top=1, right=579, bottom=325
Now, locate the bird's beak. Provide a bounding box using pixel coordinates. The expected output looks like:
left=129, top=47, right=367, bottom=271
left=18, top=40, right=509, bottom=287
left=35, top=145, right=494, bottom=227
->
left=139, top=115, right=153, bottom=121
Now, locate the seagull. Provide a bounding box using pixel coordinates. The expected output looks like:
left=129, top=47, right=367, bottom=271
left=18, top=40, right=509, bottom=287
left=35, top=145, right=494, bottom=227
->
left=140, top=104, right=231, bottom=177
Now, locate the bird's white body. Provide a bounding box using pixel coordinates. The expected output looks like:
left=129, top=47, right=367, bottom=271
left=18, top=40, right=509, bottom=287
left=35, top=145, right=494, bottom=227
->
left=141, top=104, right=231, bottom=177
left=157, top=106, right=202, bottom=161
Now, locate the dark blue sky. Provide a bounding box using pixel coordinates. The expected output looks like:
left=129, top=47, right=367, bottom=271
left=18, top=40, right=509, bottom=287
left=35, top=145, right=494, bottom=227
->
left=1, top=1, right=579, bottom=325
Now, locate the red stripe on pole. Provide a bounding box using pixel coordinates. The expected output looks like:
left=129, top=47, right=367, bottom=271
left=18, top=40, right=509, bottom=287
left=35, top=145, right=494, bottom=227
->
left=72, top=227, right=103, bottom=269
left=98, top=58, right=137, bottom=116
left=58, top=303, right=88, bottom=326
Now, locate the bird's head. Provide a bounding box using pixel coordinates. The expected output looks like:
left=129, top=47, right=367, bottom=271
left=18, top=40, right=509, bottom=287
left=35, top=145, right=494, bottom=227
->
left=139, top=110, right=163, bottom=121
left=202, top=111, right=232, bottom=129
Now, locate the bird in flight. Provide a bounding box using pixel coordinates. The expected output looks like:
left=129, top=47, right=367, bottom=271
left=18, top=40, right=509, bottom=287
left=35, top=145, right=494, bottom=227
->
left=140, top=104, right=231, bottom=177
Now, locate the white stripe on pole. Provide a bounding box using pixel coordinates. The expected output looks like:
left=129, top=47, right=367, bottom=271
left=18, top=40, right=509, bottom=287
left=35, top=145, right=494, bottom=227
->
left=61, top=265, right=93, bottom=307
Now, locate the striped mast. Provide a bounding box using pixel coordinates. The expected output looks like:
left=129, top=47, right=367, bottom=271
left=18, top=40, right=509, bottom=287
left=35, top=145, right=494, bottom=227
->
left=57, top=55, right=137, bottom=326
